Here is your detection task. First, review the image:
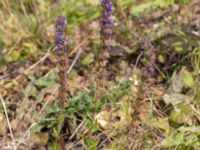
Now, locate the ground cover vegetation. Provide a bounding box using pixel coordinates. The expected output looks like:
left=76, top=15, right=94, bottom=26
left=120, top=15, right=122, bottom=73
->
left=0, top=0, right=200, bottom=149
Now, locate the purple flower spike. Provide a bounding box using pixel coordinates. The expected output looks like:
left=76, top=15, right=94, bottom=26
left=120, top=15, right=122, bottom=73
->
left=101, top=0, right=114, bottom=48
left=143, top=36, right=157, bottom=76
left=55, top=16, right=68, bottom=53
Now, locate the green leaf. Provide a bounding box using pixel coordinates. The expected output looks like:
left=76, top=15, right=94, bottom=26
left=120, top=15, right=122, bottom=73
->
left=185, top=134, right=198, bottom=146
left=174, top=132, right=185, bottom=145
left=182, top=70, right=194, bottom=88
left=23, top=42, right=38, bottom=54
left=66, top=91, right=95, bottom=115
left=4, top=50, right=21, bottom=62
left=25, top=83, right=38, bottom=97
left=161, top=136, right=176, bottom=147
left=35, top=73, right=58, bottom=87
left=131, top=0, right=174, bottom=17
left=81, top=53, right=95, bottom=65
left=46, top=103, right=60, bottom=114
left=175, top=0, right=190, bottom=4
left=31, top=124, right=44, bottom=133
left=161, top=132, right=185, bottom=148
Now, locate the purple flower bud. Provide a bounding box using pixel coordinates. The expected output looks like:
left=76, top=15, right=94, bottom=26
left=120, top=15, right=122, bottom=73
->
left=102, top=17, right=114, bottom=26
left=147, top=65, right=156, bottom=76
left=56, top=16, right=66, bottom=29
left=103, top=28, right=113, bottom=35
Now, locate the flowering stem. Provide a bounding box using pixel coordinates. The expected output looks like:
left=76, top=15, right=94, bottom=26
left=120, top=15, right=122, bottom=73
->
left=93, top=0, right=115, bottom=100
left=55, top=16, right=69, bottom=109
left=54, top=16, right=69, bottom=148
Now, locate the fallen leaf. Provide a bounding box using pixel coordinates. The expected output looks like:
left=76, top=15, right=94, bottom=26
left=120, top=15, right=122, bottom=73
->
left=163, top=93, right=191, bottom=106
left=138, top=102, right=152, bottom=124
left=151, top=118, right=169, bottom=130
left=11, top=119, right=18, bottom=131
left=0, top=113, right=8, bottom=136
left=95, top=101, right=132, bottom=135
left=30, top=132, right=49, bottom=146
left=167, top=71, right=184, bottom=93
left=170, top=102, right=193, bottom=124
